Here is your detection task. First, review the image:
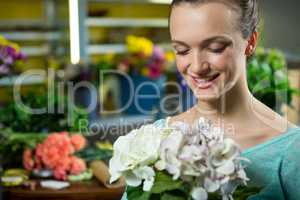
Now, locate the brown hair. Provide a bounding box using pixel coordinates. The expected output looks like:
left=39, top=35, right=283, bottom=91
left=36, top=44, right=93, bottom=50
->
left=170, top=0, right=259, bottom=39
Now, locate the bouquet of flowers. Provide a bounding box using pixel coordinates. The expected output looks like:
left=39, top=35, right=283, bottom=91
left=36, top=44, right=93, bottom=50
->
left=0, top=35, right=26, bottom=76
left=109, top=118, right=250, bottom=200
left=23, top=132, right=87, bottom=180
left=116, top=35, right=174, bottom=80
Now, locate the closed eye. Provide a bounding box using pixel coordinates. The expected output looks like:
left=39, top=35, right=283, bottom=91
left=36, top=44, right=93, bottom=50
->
left=208, top=45, right=227, bottom=53
left=207, top=42, right=231, bottom=54
left=175, top=49, right=190, bottom=55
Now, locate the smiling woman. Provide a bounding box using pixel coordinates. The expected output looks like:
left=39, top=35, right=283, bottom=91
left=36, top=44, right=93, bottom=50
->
left=119, top=0, right=300, bottom=200
left=169, top=1, right=255, bottom=101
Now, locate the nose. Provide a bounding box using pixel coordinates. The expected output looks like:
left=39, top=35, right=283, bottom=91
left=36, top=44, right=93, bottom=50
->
left=189, top=50, right=211, bottom=76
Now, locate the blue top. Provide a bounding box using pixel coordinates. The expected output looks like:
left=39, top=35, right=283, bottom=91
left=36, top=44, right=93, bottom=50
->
left=120, top=119, right=300, bottom=200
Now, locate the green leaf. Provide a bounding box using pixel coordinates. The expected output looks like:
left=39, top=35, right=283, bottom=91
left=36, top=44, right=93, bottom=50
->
left=151, top=171, right=183, bottom=194
left=161, top=193, right=185, bottom=200
left=247, top=47, right=299, bottom=109
left=233, top=186, right=261, bottom=200
left=127, top=186, right=151, bottom=200
left=75, top=146, right=112, bottom=162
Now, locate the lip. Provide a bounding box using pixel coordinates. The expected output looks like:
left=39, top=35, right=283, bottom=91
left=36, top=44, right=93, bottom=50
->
left=190, top=73, right=220, bottom=89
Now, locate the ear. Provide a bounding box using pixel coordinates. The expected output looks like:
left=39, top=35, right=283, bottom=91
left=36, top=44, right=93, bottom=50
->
left=245, top=31, right=259, bottom=56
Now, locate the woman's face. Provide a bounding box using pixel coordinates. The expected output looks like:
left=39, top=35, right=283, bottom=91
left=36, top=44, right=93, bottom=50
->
left=170, top=2, right=248, bottom=101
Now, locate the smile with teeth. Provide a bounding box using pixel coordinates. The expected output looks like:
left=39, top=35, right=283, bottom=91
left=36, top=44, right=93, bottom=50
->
left=190, top=73, right=220, bottom=89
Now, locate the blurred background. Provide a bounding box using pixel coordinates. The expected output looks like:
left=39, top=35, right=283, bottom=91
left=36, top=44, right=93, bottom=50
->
left=0, top=0, right=299, bottom=199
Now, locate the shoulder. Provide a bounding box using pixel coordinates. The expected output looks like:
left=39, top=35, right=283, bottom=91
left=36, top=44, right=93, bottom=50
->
left=279, top=127, right=300, bottom=198
left=281, top=127, right=300, bottom=161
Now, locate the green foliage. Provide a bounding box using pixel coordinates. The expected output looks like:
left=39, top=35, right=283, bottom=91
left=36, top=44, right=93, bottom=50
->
left=126, top=171, right=261, bottom=200
left=233, top=186, right=261, bottom=200
left=0, top=90, right=89, bottom=168
left=151, top=171, right=185, bottom=194
left=0, top=91, right=88, bottom=133
left=247, top=47, right=299, bottom=111
left=0, top=130, right=47, bottom=168
left=127, top=171, right=188, bottom=200
left=75, top=146, right=112, bottom=163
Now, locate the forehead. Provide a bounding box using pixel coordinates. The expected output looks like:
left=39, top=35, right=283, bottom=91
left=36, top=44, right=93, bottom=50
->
left=169, top=2, right=240, bottom=42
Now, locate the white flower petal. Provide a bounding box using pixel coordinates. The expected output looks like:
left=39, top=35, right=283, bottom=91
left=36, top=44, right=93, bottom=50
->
left=132, top=166, right=156, bottom=191
left=143, top=176, right=155, bottom=191
left=204, top=178, right=220, bottom=192
left=216, top=161, right=235, bottom=175
left=191, top=187, right=208, bottom=200
left=220, top=176, right=230, bottom=185
left=133, top=166, right=155, bottom=179
left=124, top=172, right=142, bottom=187
left=109, top=171, right=122, bottom=184
left=237, top=169, right=249, bottom=181
left=154, top=160, right=166, bottom=171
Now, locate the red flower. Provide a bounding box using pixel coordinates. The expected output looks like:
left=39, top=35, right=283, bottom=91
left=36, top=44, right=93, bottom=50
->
left=53, top=167, right=68, bottom=180
left=23, top=148, right=34, bottom=171
left=70, top=134, right=86, bottom=151
left=69, top=156, right=86, bottom=175
left=23, top=132, right=87, bottom=180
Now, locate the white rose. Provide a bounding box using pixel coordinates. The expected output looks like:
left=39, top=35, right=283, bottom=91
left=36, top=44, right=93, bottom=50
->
left=109, top=124, right=168, bottom=189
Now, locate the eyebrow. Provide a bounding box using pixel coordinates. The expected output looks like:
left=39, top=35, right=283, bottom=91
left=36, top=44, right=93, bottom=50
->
left=171, top=35, right=233, bottom=48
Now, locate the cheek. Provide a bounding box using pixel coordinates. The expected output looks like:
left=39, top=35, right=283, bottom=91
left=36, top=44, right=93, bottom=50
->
left=208, top=51, right=234, bottom=72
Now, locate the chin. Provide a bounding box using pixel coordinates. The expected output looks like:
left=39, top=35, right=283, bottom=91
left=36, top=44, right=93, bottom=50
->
left=193, top=88, right=222, bottom=102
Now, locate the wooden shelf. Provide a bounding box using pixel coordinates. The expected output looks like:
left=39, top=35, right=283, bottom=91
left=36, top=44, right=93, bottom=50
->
left=0, top=74, right=45, bottom=87
left=3, top=179, right=124, bottom=200
left=88, top=0, right=171, bottom=4
left=88, top=43, right=172, bottom=54
left=0, top=31, right=62, bottom=41
left=86, top=17, right=168, bottom=28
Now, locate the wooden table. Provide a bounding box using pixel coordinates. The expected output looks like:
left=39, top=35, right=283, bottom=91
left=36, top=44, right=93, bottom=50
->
left=3, top=179, right=124, bottom=200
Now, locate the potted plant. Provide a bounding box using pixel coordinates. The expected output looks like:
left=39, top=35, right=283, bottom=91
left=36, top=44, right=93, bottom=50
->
left=0, top=35, right=26, bottom=77
left=247, top=47, right=299, bottom=112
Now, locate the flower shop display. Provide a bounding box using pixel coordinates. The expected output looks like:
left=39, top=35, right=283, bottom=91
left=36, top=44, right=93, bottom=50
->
left=0, top=90, right=89, bottom=133
left=118, top=35, right=173, bottom=115
left=0, top=35, right=26, bottom=76
left=109, top=118, right=259, bottom=200
left=118, top=35, right=170, bottom=80
left=96, top=35, right=175, bottom=115
left=22, top=132, right=88, bottom=181
left=247, top=47, right=299, bottom=112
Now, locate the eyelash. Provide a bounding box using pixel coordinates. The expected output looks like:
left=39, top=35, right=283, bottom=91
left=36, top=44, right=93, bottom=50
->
left=175, top=45, right=227, bottom=56
left=175, top=50, right=189, bottom=55
left=208, top=45, right=227, bottom=54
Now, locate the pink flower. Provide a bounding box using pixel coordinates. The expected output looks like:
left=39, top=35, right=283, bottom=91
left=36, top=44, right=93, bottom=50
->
left=53, top=167, right=68, bottom=180
left=56, top=156, right=71, bottom=171
left=24, top=132, right=87, bottom=180
left=70, top=134, right=86, bottom=151
left=23, top=148, right=34, bottom=171
left=69, top=156, right=86, bottom=175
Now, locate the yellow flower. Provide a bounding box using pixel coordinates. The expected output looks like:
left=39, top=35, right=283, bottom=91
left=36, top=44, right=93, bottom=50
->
left=0, top=35, right=9, bottom=46
left=9, top=42, right=20, bottom=53
left=0, top=35, right=21, bottom=53
left=126, top=35, right=139, bottom=53
left=140, top=38, right=153, bottom=57
left=165, top=51, right=175, bottom=63
left=96, top=141, right=113, bottom=150
left=141, top=67, right=150, bottom=76
left=102, top=53, right=115, bottom=63
left=126, top=35, right=153, bottom=57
